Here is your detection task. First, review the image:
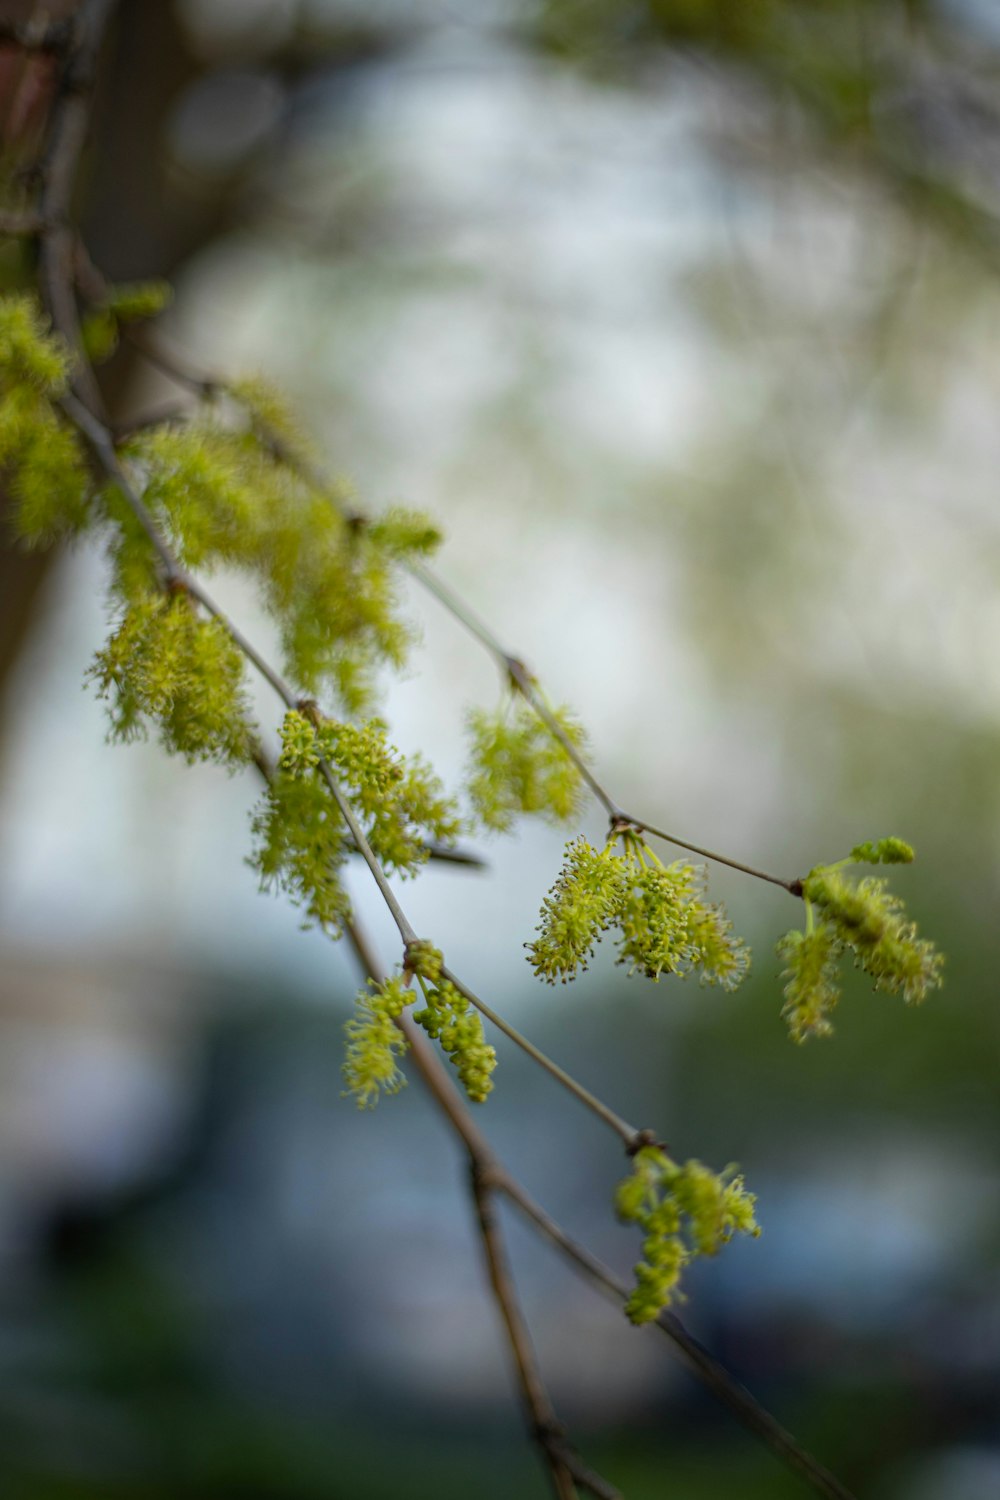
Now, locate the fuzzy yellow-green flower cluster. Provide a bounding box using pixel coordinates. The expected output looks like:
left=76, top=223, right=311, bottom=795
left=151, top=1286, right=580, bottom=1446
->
left=466, top=699, right=587, bottom=832
left=274, top=708, right=461, bottom=874
left=342, top=947, right=496, bottom=1108
left=119, top=408, right=438, bottom=713
left=88, top=590, right=253, bottom=766
left=527, top=834, right=749, bottom=989
left=413, top=976, right=497, bottom=1103
left=0, top=295, right=90, bottom=546
left=250, top=709, right=460, bottom=939
left=342, top=975, right=411, bottom=1108
left=777, top=836, right=943, bottom=1042
left=615, top=1146, right=759, bottom=1323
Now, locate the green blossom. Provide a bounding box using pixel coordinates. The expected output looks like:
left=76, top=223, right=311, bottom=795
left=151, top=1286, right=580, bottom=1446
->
left=775, top=836, right=943, bottom=1041
left=80, top=281, right=172, bottom=364
left=804, top=868, right=943, bottom=1004
left=121, top=415, right=434, bottom=712
left=616, top=1147, right=759, bottom=1324
left=528, top=836, right=749, bottom=990
left=88, top=591, right=253, bottom=766
left=466, top=699, right=587, bottom=832
left=249, top=768, right=350, bottom=936
left=776, top=923, right=843, bottom=1042
left=0, top=295, right=70, bottom=391
left=343, top=976, right=411, bottom=1108
left=413, top=978, right=497, bottom=1103
left=527, top=836, right=628, bottom=982
left=849, top=836, right=915, bottom=866
left=275, top=708, right=462, bottom=877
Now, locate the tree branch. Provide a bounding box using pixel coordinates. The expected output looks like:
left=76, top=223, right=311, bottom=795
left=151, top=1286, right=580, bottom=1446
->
left=500, top=1178, right=857, bottom=1500
left=21, top=18, right=854, bottom=1495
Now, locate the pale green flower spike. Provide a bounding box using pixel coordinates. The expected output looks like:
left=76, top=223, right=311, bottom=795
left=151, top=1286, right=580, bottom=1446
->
left=616, top=1146, right=759, bottom=1323
left=413, top=978, right=497, bottom=1103
left=527, top=834, right=749, bottom=990
left=775, top=836, right=943, bottom=1041
left=343, top=976, right=411, bottom=1108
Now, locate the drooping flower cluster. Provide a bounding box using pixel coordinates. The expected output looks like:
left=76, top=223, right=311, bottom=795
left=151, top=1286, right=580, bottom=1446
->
left=342, top=947, right=497, bottom=1108
left=777, top=836, right=943, bottom=1041
left=251, top=709, right=462, bottom=937
left=615, top=1146, right=759, bottom=1323
left=413, top=978, right=497, bottom=1103
left=88, top=590, right=253, bottom=766
left=527, top=834, right=750, bottom=989
left=466, top=698, right=587, bottom=832
left=342, top=975, right=411, bottom=1108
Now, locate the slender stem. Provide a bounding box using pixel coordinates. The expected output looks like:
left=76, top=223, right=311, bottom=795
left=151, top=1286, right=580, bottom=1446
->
left=351, top=921, right=854, bottom=1500
left=507, top=659, right=622, bottom=819
left=317, top=762, right=417, bottom=945
left=407, top=560, right=513, bottom=663
left=470, top=1166, right=583, bottom=1500
left=616, top=813, right=803, bottom=896
left=442, top=966, right=638, bottom=1147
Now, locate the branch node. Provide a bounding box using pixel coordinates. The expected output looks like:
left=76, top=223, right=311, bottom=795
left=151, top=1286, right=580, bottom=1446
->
left=626, top=1128, right=665, bottom=1158
left=295, top=697, right=323, bottom=726
left=504, top=654, right=532, bottom=690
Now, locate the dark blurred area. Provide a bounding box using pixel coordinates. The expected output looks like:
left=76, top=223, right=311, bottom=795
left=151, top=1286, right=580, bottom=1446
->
left=1, top=2, right=999, bottom=1496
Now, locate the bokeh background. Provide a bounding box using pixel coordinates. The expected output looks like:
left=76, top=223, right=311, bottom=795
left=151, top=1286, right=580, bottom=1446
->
left=1, top=1, right=999, bottom=1496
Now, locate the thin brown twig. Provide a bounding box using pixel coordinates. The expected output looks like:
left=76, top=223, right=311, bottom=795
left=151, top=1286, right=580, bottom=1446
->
left=441, top=965, right=639, bottom=1147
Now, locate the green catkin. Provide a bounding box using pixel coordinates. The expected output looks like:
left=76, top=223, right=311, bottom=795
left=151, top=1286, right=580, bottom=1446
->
left=615, top=1147, right=759, bottom=1323
left=413, top=978, right=497, bottom=1103
left=775, top=837, right=943, bottom=1041
left=343, top=976, right=411, bottom=1107
left=527, top=835, right=749, bottom=990
left=777, top=922, right=843, bottom=1042
left=88, top=591, right=253, bottom=766
left=0, top=295, right=90, bottom=545
left=273, top=708, right=462, bottom=878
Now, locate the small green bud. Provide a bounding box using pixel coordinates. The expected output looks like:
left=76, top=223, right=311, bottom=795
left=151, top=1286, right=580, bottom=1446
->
left=849, top=837, right=915, bottom=866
